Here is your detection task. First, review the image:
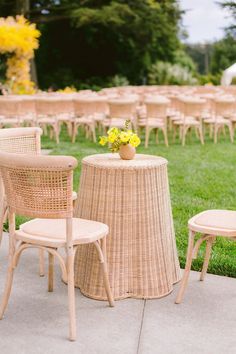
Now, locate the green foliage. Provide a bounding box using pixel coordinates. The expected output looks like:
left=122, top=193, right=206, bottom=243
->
left=197, top=73, right=221, bottom=86
left=173, top=49, right=197, bottom=72
left=107, top=74, right=129, bottom=87
left=34, top=0, right=182, bottom=86
left=211, top=35, right=236, bottom=74
left=148, top=61, right=198, bottom=85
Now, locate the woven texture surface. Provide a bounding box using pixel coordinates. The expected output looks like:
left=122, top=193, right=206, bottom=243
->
left=74, top=153, right=181, bottom=300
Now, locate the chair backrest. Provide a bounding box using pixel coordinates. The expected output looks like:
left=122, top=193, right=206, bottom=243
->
left=181, top=99, right=206, bottom=118
left=214, top=99, right=235, bottom=117
left=0, top=98, right=21, bottom=118
left=17, top=96, right=36, bottom=121
left=145, top=100, right=169, bottom=120
left=108, top=100, right=137, bottom=120
left=0, top=127, right=42, bottom=155
left=0, top=152, right=77, bottom=219
left=35, top=98, right=59, bottom=116
left=73, top=97, right=108, bottom=117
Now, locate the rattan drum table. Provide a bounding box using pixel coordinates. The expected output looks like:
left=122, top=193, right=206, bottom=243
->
left=74, top=153, right=181, bottom=300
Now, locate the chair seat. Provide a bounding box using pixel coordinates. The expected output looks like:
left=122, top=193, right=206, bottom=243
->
left=37, top=117, right=57, bottom=124
left=174, top=118, right=199, bottom=126
left=204, top=118, right=230, bottom=124
left=74, top=117, right=94, bottom=125
left=103, top=118, right=127, bottom=127
left=0, top=118, right=19, bottom=125
left=189, top=210, right=236, bottom=236
left=146, top=119, right=165, bottom=128
left=16, top=218, right=109, bottom=247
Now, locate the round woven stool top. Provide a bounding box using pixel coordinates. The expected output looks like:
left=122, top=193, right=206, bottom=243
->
left=82, top=153, right=167, bottom=169
left=74, top=153, right=181, bottom=300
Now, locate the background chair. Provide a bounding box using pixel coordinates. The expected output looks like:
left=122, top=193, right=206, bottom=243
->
left=0, top=127, right=45, bottom=276
left=0, top=152, right=114, bottom=341
left=0, top=98, right=21, bottom=128
left=103, top=99, right=137, bottom=131
left=175, top=209, right=236, bottom=304
left=144, top=98, right=169, bottom=148
left=35, top=98, right=60, bottom=144
left=173, top=98, right=205, bottom=146
left=72, top=98, right=97, bottom=143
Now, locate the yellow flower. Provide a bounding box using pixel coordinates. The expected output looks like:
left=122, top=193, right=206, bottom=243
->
left=108, top=132, right=117, bottom=143
left=107, top=127, right=119, bottom=136
left=120, top=132, right=130, bottom=143
left=129, top=134, right=141, bottom=148
left=99, top=136, right=108, bottom=146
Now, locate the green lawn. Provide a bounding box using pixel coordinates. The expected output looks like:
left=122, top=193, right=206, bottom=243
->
left=41, top=127, right=236, bottom=278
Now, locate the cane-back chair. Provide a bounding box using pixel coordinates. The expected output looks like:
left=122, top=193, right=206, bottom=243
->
left=173, top=98, right=205, bottom=146
left=0, top=152, right=114, bottom=341
left=35, top=98, right=60, bottom=144
left=144, top=98, right=169, bottom=148
left=0, top=127, right=45, bottom=276
left=0, top=98, right=21, bottom=128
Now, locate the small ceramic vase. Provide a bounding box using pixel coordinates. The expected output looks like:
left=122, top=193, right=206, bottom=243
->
left=119, top=144, right=136, bottom=160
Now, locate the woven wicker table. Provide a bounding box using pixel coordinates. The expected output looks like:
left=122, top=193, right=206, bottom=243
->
left=74, top=153, right=181, bottom=300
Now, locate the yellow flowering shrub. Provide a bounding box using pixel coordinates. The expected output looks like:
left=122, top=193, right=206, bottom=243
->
left=0, top=16, right=40, bottom=94
left=99, top=120, right=141, bottom=152
left=58, top=86, right=77, bottom=93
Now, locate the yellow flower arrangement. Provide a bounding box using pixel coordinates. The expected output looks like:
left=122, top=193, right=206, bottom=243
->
left=99, top=120, right=141, bottom=152
left=0, top=16, right=41, bottom=94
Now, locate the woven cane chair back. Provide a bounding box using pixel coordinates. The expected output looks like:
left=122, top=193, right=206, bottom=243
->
left=108, top=100, right=137, bottom=119
left=145, top=101, right=169, bottom=120
left=0, top=152, right=77, bottom=219
left=214, top=99, right=235, bottom=118
left=35, top=98, right=59, bottom=116
left=0, top=127, right=41, bottom=154
left=0, top=98, right=21, bottom=118
left=182, top=100, right=206, bottom=119
left=18, top=97, right=36, bottom=119
left=73, top=97, right=108, bottom=117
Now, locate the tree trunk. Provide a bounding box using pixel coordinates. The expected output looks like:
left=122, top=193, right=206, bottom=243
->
left=16, top=0, right=30, bottom=16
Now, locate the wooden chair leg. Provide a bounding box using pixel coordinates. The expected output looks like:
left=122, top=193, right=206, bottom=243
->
left=94, top=239, right=114, bottom=307
left=198, top=126, right=204, bottom=145
left=54, top=124, right=60, bottom=144
left=39, top=249, right=45, bottom=277
left=48, top=253, right=54, bottom=292
left=182, top=126, right=187, bottom=146
left=200, top=237, right=215, bottom=281
left=155, top=129, right=159, bottom=144
left=145, top=127, right=150, bottom=148
left=228, top=123, right=234, bottom=143
left=71, top=124, right=77, bottom=143
left=0, top=236, right=15, bottom=319
left=214, top=125, right=219, bottom=143
left=0, top=205, right=7, bottom=247
left=175, top=230, right=196, bottom=304
left=49, top=127, right=53, bottom=140
left=173, top=124, right=177, bottom=143
left=209, top=124, right=213, bottom=138
left=162, top=128, right=169, bottom=147
left=91, top=125, right=97, bottom=143
left=67, top=249, right=76, bottom=341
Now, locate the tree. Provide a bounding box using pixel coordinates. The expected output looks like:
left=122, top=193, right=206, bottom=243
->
left=221, top=1, right=236, bottom=33
left=0, top=0, right=183, bottom=88
left=211, top=35, right=236, bottom=74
